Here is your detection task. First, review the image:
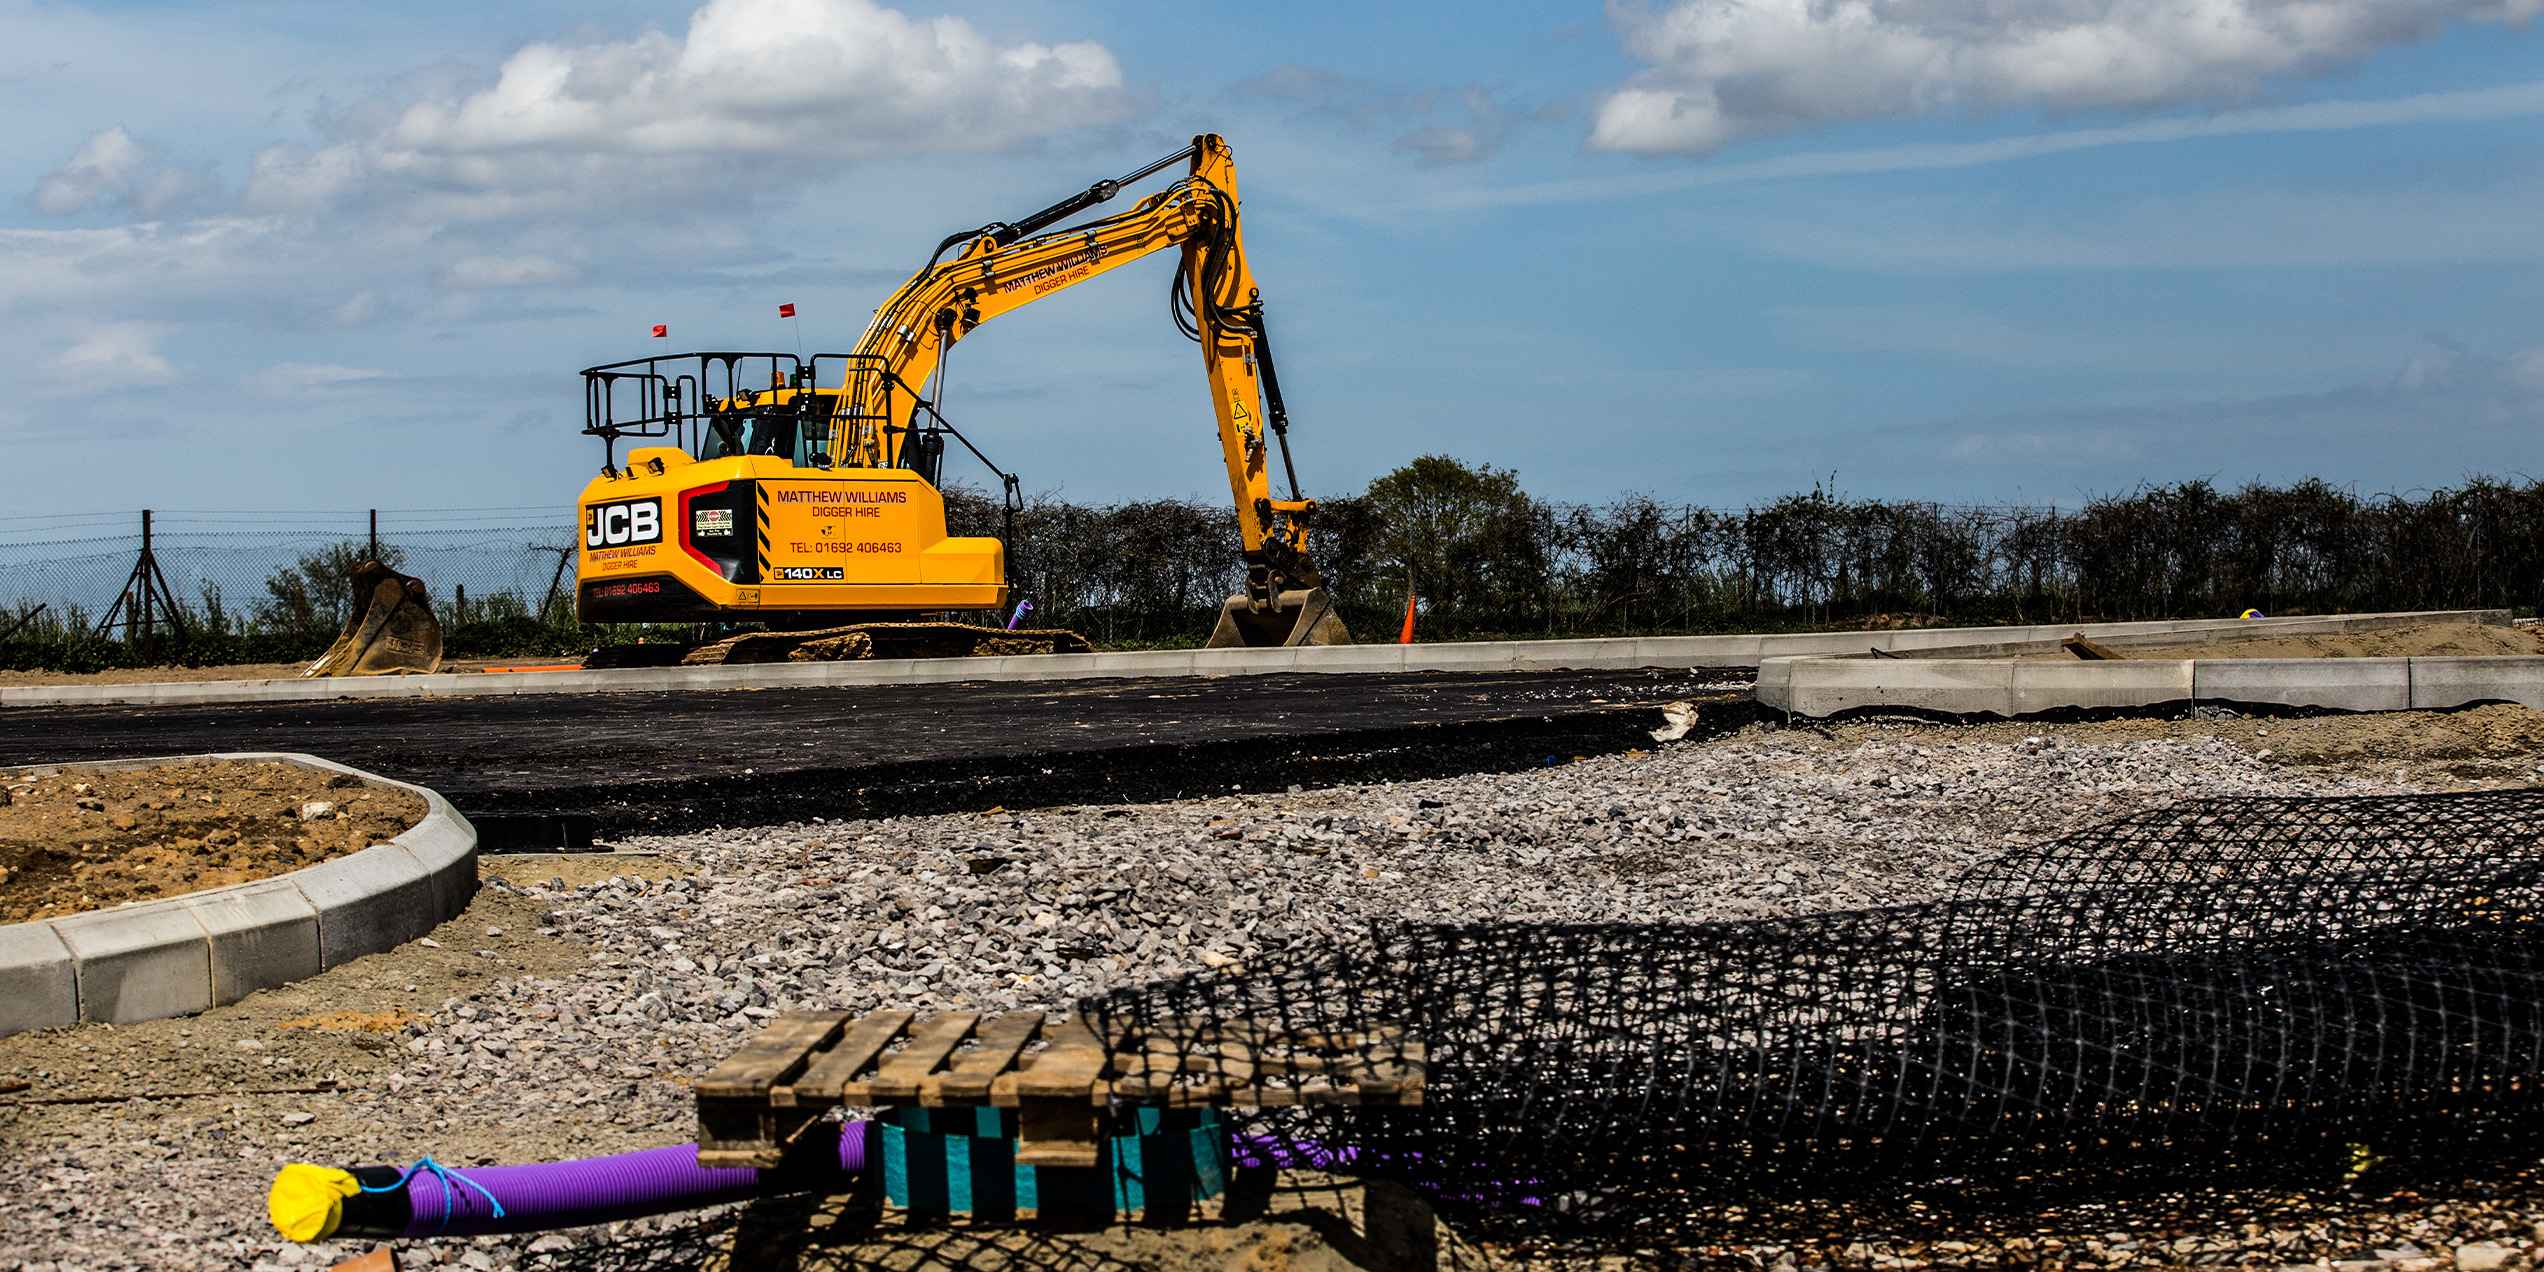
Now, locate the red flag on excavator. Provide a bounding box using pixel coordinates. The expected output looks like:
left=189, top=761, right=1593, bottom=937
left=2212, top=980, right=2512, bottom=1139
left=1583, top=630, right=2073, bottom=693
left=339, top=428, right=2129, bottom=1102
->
left=779, top=303, right=796, bottom=318
left=651, top=325, right=667, bottom=338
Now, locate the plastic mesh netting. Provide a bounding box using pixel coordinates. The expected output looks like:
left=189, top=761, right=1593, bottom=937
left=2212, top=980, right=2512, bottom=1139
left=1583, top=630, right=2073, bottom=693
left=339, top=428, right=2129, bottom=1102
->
left=1086, top=788, right=2544, bottom=1244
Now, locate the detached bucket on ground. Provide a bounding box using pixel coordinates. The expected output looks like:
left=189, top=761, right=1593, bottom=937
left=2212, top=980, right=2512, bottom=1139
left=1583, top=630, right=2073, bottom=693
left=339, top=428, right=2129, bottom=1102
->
left=304, top=561, right=442, bottom=677
left=1205, top=587, right=1351, bottom=648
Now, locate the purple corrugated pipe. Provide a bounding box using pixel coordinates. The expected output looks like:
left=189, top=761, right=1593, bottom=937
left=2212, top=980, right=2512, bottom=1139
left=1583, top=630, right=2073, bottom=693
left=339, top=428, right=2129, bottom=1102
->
left=394, top=1120, right=871, bottom=1238
left=1233, top=1136, right=1357, bottom=1173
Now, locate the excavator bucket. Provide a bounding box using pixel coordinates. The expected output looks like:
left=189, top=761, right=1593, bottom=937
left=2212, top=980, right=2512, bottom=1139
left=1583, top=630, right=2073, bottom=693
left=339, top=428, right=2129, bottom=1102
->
left=1204, top=587, right=1353, bottom=649
left=303, top=561, right=443, bottom=677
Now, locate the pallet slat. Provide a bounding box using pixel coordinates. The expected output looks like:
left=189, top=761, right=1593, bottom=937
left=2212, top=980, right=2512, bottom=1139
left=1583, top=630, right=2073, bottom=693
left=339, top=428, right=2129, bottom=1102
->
left=1014, top=1015, right=1107, bottom=1167
left=695, top=1010, right=849, bottom=1099
left=788, top=1008, right=915, bottom=1102
left=1015, top=1015, right=1108, bottom=1098
left=864, top=1011, right=981, bottom=1100
left=928, top=1011, right=1045, bottom=1103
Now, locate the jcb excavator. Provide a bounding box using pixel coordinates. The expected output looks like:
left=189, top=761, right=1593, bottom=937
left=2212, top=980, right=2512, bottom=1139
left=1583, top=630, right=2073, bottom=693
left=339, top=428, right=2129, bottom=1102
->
left=572, top=134, right=1349, bottom=650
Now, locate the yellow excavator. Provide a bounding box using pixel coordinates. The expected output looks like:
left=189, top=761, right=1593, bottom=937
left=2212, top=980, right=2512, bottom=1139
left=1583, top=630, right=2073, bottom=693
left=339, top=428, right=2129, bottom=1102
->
left=572, top=134, right=1349, bottom=650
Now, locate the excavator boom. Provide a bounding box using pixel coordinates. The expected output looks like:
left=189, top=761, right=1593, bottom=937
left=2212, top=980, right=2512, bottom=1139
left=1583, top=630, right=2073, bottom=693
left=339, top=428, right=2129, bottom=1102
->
left=572, top=135, right=1349, bottom=648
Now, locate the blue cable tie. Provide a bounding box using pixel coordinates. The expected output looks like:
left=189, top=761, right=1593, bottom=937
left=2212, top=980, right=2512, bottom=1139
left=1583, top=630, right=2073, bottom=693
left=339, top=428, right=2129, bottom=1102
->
left=359, top=1155, right=509, bottom=1233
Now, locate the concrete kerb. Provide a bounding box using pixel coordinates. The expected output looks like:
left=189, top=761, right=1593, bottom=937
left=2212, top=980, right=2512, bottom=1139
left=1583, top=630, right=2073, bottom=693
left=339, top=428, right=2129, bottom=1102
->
left=2012, top=659, right=2195, bottom=714
left=0, top=921, right=79, bottom=1038
left=1764, top=653, right=2544, bottom=721
left=2410, top=657, right=2544, bottom=712
left=0, top=751, right=476, bottom=1038
left=1752, top=609, right=2544, bottom=719
left=2195, top=659, right=2411, bottom=713
left=0, top=610, right=2500, bottom=710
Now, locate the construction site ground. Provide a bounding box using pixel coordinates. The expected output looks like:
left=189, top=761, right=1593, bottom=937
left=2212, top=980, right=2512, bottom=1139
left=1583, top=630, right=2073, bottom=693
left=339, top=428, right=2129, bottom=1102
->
left=14, top=691, right=2544, bottom=1266
left=12, top=698, right=2544, bottom=1269
left=0, top=759, right=425, bottom=922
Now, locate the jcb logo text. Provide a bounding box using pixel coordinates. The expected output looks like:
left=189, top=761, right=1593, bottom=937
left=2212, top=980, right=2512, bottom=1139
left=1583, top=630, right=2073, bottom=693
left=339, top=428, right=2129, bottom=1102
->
left=586, top=499, right=661, bottom=548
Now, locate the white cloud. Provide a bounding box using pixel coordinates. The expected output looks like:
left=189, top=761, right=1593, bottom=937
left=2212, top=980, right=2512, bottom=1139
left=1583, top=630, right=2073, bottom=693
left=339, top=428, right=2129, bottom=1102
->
left=56, top=322, right=177, bottom=382
left=1716, top=176, right=2544, bottom=271
left=330, top=291, right=386, bottom=326
left=438, top=255, right=582, bottom=289
left=31, top=127, right=221, bottom=218
left=242, top=0, right=1136, bottom=221
left=250, top=363, right=392, bottom=396
left=31, top=127, right=159, bottom=216
left=1240, top=66, right=1561, bottom=166
left=1591, top=0, right=2544, bottom=156
left=1446, top=79, right=2544, bottom=208
left=0, top=218, right=391, bottom=317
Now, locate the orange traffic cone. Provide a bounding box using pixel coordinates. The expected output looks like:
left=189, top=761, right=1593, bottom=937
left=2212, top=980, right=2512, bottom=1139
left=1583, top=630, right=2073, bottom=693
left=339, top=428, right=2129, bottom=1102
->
left=1398, top=594, right=1418, bottom=645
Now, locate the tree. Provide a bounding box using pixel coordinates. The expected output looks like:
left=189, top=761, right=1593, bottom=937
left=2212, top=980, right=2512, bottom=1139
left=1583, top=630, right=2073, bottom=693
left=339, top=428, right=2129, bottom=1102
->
left=1359, top=455, right=1548, bottom=631
left=255, top=540, right=407, bottom=635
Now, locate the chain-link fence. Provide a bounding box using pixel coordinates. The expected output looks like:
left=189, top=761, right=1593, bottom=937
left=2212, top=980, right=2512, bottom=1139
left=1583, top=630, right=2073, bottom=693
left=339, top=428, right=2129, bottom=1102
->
left=0, top=508, right=579, bottom=668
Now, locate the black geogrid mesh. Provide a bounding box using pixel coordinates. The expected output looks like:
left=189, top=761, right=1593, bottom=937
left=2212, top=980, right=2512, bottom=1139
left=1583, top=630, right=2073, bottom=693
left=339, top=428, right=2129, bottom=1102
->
left=1086, top=788, right=2544, bottom=1245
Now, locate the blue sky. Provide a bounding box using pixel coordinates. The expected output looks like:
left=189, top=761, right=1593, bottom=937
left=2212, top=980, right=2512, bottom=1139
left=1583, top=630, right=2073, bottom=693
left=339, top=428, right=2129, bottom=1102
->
left=1, top=0, right=2539, bottom=517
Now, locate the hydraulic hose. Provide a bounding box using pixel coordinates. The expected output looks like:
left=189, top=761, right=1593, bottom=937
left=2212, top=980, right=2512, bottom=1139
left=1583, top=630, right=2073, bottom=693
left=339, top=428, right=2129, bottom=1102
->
left=269, top=1120, right=874, bottom=1243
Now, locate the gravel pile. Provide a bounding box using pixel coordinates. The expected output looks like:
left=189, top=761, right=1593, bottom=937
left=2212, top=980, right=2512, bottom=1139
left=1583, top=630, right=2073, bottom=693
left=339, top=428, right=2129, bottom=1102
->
left=560, top=728, right=2386, bottom=1015
left=0, top=724, right=2424, bottom=1271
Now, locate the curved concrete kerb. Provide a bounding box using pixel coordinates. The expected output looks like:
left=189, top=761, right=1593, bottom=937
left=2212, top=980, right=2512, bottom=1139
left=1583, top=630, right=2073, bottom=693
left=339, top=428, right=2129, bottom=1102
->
left=0, top=752, right=476, bottom=1038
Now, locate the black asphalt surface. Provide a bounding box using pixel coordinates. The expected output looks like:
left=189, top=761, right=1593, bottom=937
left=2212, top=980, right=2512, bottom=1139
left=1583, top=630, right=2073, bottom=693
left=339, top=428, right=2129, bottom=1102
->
left=0, top=669, right=1757, bottom=834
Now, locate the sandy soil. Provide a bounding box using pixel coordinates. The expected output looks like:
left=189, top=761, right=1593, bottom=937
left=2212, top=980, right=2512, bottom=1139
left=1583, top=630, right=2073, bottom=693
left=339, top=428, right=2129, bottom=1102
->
left=0, top=657, right=575, bottom=687
left=0, top=760, right=423, bottom=922
left=2016, top=620, right=2544, bottom=661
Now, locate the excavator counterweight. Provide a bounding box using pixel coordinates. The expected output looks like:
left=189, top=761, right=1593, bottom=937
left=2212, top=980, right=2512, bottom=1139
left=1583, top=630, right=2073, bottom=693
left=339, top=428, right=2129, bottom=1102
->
left=572, top=135, right=1350, bottom=650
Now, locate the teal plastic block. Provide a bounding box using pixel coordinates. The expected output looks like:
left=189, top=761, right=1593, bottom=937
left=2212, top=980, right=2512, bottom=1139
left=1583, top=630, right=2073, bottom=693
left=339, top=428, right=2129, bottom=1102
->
left=872, top=1106, right=1228, bottom=1219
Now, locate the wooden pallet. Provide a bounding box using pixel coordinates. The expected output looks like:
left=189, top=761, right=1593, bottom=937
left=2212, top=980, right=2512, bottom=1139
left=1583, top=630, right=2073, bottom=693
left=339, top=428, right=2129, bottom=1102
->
left=695, top=1008, right=1424, bottom=1170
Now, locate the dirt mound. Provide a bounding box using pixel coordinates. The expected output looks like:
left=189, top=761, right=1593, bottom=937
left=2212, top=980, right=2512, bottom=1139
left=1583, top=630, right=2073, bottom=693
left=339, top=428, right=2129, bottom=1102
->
left=2016, top=620, right=2544, bottom=661
left=0, top=760, right=425, bottom=922
left=278, top=1008, right=429, bottom=1034
left=0, top=662, right=321, bottom=686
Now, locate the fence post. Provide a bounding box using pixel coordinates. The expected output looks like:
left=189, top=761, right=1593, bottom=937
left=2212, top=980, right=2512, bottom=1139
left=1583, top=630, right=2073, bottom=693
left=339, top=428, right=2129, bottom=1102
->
left=91, top=509, right=188, bottom=656
left=139, top=509, right=154, bottom=659
left=369, top=509, right=379, bottom=562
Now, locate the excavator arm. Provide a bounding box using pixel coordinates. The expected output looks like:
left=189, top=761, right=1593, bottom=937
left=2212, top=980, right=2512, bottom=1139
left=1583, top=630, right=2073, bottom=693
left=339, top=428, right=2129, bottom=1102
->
left=834, top=135, right=1342, bottom=640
